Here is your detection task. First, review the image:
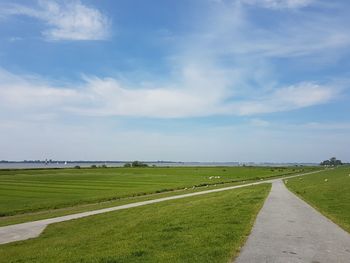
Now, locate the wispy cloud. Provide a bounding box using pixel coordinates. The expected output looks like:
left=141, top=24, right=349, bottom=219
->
left=0, top=0, right=110, bottom=41
left=0, top=1, right=347, bottom=118
left=240, top=0, right=315, bottom=9
left=0, top=69, right=80, bottom=110
left=202, top=1, right=350, bottom=59
left=0, top=69, right=338, bottom=118
left=234, top=82, right=337, bottom=115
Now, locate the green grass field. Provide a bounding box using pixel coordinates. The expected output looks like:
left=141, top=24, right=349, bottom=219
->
left=0, top=184, right=270, bottom=263
left=0, top=167, right=308, bottom=216
left=0, top=166, right=310, bottom=217
left=0, top=180, right=257, bottom=227
left=285, top=166, right=350, bottom=232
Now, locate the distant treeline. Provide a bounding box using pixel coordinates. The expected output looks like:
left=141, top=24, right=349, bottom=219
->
left=320, top=157, right=343, bottom=166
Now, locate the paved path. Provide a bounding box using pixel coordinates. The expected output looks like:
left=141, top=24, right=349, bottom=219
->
left=235, top=180, right=350, bottom=263
left=0, top=171, right=320, bottom=245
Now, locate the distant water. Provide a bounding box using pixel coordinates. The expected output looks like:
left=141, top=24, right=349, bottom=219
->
left=0, top=162, right=239, bottom=169
left=0, top=162, right=315, bottom=169
left=0, top=162, right=123, bottom=169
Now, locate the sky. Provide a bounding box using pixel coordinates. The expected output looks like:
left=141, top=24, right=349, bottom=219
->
left=0, top=0, right=349, bottom=162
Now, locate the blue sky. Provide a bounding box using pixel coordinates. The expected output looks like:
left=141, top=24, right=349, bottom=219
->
left=0, top=0, right=349, bottom=162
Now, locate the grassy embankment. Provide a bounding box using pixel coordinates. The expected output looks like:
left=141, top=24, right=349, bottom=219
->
left=285, top=166, right=350, bottom=232
left=0, top=184, right=270, bottom=263
left=0, top=166, right=317, bottom=226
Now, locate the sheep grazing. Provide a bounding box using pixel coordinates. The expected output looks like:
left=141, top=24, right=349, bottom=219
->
left=324, top=179, right=328, bottom=182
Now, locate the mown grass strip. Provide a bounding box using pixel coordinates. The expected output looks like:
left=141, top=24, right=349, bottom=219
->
left=0, top=166, right=315, bottom=217
left=0, top=168, right=320, bottom=226
left=0, top=180, right=260, bottom=227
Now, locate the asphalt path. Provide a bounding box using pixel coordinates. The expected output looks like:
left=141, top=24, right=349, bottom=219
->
left=235, top=180, right=350, bottom=262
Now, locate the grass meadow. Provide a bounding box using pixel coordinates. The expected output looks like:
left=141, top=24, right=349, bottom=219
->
left=285, top=166, right=350, bottom=232
left=0, top=166, right=310, bottom=217
left=0, top=184, right=270, bottom=263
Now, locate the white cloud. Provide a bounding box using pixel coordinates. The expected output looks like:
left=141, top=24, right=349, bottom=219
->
left=0, top=1, right=346, bottom=118
left=0, top=66, right=233, bottom=118
left=1, top=115, right=349, bottom=162
left=202, top=1, right=350, bottom=59
left=0, top=69, right=338, bottom=118
left=234, top=82, right=336, bottom=115
left=0, top=69, right=80, bottom=110
left=241, top=0, right=315, bottom=9
left=0, top=0, right=110, bottom=41
left=73, top=79, right=338, bottom=117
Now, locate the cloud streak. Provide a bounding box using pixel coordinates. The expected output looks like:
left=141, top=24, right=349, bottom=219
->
left=0, top=69, right=337, bottom=118
left=0, top=1, right=347, bottom=118
left=203, top=1, right=350, bottom=59
left=234, top=82, right=337, bottom=115
left=0, top=0, right=110, bottom=41
left=241, top=0, right=315, bottom=9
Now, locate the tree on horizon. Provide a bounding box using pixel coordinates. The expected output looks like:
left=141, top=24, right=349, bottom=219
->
left=320, top=157, right=342, bottom=166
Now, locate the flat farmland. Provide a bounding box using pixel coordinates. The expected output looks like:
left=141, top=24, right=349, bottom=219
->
left=0, top=166, right=312, bottom=217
